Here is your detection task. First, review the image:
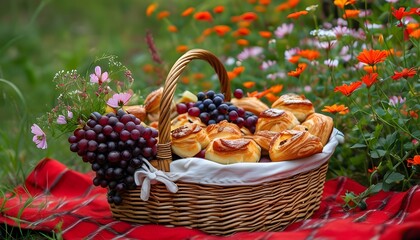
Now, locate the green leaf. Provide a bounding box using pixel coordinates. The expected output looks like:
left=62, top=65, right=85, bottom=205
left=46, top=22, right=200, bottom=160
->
left=384, top=171, right=405, bottom=184
left=370, top=149, right=387, bottom=158
left=351, top=143, right=367, bottom=149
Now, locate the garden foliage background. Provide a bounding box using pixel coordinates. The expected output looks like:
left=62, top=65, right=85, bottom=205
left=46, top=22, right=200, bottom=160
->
left=1, top=0, right=419, bottom=210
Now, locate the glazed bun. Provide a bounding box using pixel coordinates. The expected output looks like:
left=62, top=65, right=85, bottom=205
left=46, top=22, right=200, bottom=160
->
left=231, top=97, right=269, bottom=115
left=269, top=130, right=323, bottom=161
left=271, top=93, right=315, bottom=122
left=245, top=130, right=278, bottom=155
left=256, top=108, right=299, bottom=132
left=206, top=120, right=243, bottom=141
left=298, top=113, right=333, bottom=146
left=171, top=113, right=205, bottom=131
left=171, top=123, right=210, bottom=158
left=205, top=138, right=261, bottom=164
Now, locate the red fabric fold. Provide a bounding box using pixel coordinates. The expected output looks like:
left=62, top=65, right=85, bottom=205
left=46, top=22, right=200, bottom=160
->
left=1, top=158, right=420, bottom=240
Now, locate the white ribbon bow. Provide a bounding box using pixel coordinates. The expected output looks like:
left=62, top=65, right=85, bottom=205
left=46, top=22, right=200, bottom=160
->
left=134, top=160, right=179, bottom=201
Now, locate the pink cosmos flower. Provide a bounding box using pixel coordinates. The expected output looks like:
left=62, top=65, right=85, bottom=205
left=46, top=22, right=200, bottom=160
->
left=31, top=124, right=47, bottom=149
left=389, top=96, right=406, bottom=106
left=90, top=66, right=110, bottom=85
left=274, top=23, right=294, bottom=38
left=106, top=92, right=132, bottom=108
left=237, top=47, right=263, bottom=61
left=57, top=110, right=73, bottom=124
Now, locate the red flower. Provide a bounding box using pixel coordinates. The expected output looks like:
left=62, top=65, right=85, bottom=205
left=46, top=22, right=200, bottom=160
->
left=241, top=12, right=258, bottom=21
left=357, top=49, right=387, bottom=66
left=392, top=7, right=412, bottom=21
left=287, top=63, right=307, bottom=77
left=194, top=11, right=213, bottom=22
left=334, top=81, right=362, bottom=97
left=391, top=67, right=417, bottom=80
left=287, top=10, right=308, bottom=19
left=407, top=155, right=420, bottom=167
left=361, top=73, right=378, bottom=88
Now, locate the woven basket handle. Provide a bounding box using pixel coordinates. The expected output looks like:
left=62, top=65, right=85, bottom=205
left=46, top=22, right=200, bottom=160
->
left=154, top=49, right=231, bottom=171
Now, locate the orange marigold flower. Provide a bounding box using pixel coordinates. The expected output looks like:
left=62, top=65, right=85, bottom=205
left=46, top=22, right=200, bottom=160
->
left=243, top=81, right=256, bottom=88
left=233, top=66, right=245, bottom=75
left=182, top=7, right=195, bottom=17
left=202, top=28, right=213, bottom=36
left=287, top=11, right=308, bottom=19
left=322, top=104, right=349, bottom=115
left=234, top=27, right=251, bottom=37
left=236, top=39, right=249, bottom=46
left=176, top=45, right=188, bottom=53
left=238, top=21, right=251, bottom=28
left=299, top=49, right=320, bottom=61
left=334, top=0, right=356, bottom=9
left=142, top=64, right=154, bottom=73
left=343, top=9, right=360, bottom=19
left=259, top=31, right=272, bottom=38
left=269, top=84, right=283, bottom=94
left=194, top=11, right=213, bottom=22
left=247, top=89, right=272, bottom=99
left=227, top=71, right=237, bottom=80
left=361, top=73, right=378, bottom=88
left=213, top=25, right=231, bottom=36
left=288, top=63, right=307, bottom=77
left=259, top=0, right=271, bottom=5
left=181, top=76, right=190, bottom=84
left=146, top=3, right=158, bottom=16
left=157, top=11, right=170, bottom=20
left=168, top=25, right=178, bottom=32
left=407, top=155, right=420, bottom=167
left=265, top=92, right=278, bottom=103
left=357, top=49, right=387, bottom=66
left=391, top=67, right=417, bottom=80
left=276, top=3, right=289, bottom=11
left=193, top=73, right=205, bottom=80
left=363, top=65, right=377, bottom=73
left=213, top=5, right=224, bottom=14
left=409, top=29, right=420, bottom=39
left=334, top=81, right=363, bottom=97
left=368, top=166, right=378, bottom=174
left=288, top=55, right=301, bottom=64
left=241, top=12, right=258, bottom=21
left=287, top=0, right=300, bottom=8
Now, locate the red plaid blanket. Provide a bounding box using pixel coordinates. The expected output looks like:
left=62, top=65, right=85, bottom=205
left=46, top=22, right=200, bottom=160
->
left=1, top=158, right=420, bottom=239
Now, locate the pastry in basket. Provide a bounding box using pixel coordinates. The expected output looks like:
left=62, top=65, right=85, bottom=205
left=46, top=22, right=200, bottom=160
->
left=171, top=123, right=210, bottom=158
left=296, top=113, right=334, bottom=146
left=122, top=105, right=147, bottom=122
left=171, top=113, right=205, bottom=131
left=231, top=97, right=269, bottom=115
left=256, top=108, right=299, bottom=132
left=205, top=138, right=261, bottom=164
left=271, top=93, right=315, bottom=122
left=144, top=87, right=176, bottom=122
left=269, top=130, right=323, bottom=161
left=245, top=130, right=278, bottom=155
left=206, top=120, right=243, bottom=141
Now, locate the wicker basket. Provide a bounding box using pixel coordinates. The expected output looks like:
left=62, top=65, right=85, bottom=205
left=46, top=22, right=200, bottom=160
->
left=110, top=49, right=332, bottom=235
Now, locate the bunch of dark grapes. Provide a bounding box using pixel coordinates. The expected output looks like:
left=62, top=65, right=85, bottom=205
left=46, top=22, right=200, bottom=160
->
left=68, top=109, right=158, bottom=205
left=176, top=89, right=258, bottom=133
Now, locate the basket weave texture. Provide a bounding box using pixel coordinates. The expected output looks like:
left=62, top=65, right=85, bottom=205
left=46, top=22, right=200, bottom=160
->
left=110, top=49, right=330, bottom=235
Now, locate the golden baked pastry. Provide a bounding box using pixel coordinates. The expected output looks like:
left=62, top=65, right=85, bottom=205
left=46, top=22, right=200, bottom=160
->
left=271, top=93, right=315, bottom=122
left=171, top=123, right=210, bottom=158
left=299, top=113, right=333, bottom=146
left=205, top=138, right=261, bottom=164
left=206, top=120, right=243, bottom=141
left=171, top=113, right=205, bottom=131
left=231, top=97, right=269, bottom=115
left=245, top=130, right=278, bottom=155
left=269, top=130, right=323, bottom=161
left=144, top=87, right=163, bottom=114
left=122, top=105, right=147, bottom=122
left=256, top=108, right=299, bottom=132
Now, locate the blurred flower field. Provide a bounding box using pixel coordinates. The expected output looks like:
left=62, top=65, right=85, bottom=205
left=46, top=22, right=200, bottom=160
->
left=1, top=0, right=420, bottom=214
